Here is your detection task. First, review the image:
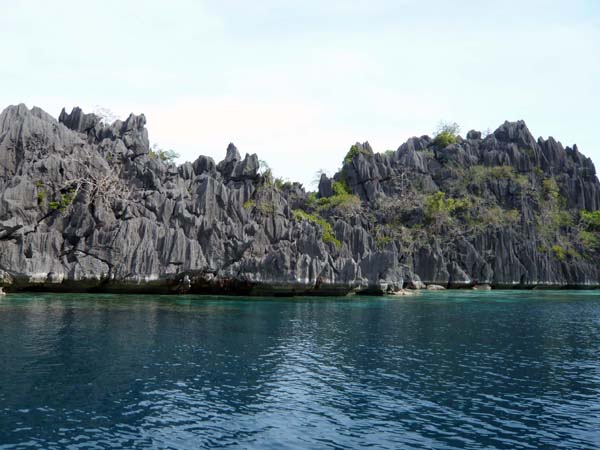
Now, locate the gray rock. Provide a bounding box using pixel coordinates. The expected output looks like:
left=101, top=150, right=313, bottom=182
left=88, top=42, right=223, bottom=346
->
left=318, top=174, right=333, bottom=198
left=1, top=104, right=599, bottom=294
left=467, top=130, right=482, bottom=140
left=426, top=284, right=446, bottom=290
left=473, top=284, right=492, bottom=290
left=408, top=280, right=426, bottom=290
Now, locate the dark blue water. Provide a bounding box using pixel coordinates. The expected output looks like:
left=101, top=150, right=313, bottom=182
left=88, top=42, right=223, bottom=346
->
left=0, top=291, right=599, bottom=449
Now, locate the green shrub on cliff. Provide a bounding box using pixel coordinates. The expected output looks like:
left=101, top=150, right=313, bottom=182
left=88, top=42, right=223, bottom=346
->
left=550, top=244, right=580, bottom=261
left=274, top=178, right=294, bottom=191
left=579, top=230, right=600, bottom=251
left=578, top=210, right=600, bottom=253
left=317, top=180, right=361, bottom=215
left=551, top=245, right=566, bottom=261
left=465, top=165, right=529, bottom=189
left=581, top=210, right=600, bottom=231
left=543, top=178, right=560, bottom=202
left=305, top=192, right=318, bottom=209
left=488, top=165, right=516, bottom=179
left=343, top=144, right=372, bottom=165
left=344, top=145, right=361, bottom=164
left=552, top=210, right=574, bottom=228
left=49, top=189, right=76, bottom=212
left=433, top=122, right=460, bottom=148
left=424, top=191, right=470, bottom=224
left=474, top=206, right=521, bottom=228
left=292, top=209, right=341, bottom=249
left=332, top=180, right=349, bottom=196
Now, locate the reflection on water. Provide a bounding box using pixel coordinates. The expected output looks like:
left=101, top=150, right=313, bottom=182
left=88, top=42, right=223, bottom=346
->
left=0, top=291, right=599, bottom=449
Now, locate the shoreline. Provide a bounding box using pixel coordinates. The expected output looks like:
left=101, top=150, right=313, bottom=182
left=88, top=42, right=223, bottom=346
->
left=2, top=281, right=600, bottom=296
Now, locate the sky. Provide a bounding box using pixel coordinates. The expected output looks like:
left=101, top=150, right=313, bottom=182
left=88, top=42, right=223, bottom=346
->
left=1, top=0, right=599, bottom=188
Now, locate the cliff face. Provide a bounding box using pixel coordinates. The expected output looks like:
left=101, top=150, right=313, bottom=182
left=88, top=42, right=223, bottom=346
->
left=1, top=104, right=599, bottom=294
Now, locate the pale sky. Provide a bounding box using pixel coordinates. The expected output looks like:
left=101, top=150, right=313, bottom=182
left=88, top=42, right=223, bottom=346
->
left=1, top=0, right=599, bottom=188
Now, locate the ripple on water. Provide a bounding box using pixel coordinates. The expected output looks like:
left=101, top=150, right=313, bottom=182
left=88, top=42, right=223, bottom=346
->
left=0, top=291, right=599, bottom=449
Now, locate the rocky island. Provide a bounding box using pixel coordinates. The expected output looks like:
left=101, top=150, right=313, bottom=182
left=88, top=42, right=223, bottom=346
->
left=1, top=104, right=599, bottom=294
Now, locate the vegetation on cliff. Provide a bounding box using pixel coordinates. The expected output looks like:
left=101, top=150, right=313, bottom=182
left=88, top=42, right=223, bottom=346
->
left=0, top=105, right=599, bottom=294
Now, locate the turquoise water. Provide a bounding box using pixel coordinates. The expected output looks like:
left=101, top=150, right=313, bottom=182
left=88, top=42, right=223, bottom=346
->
left=0, top=291, right=599, bottom=449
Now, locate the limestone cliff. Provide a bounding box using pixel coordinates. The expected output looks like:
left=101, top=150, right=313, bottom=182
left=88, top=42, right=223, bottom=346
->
left=1, top=104, right=599, bottom=294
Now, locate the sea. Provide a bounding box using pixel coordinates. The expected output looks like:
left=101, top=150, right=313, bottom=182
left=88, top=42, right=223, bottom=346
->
left=0, top=290, right=599, bottom=449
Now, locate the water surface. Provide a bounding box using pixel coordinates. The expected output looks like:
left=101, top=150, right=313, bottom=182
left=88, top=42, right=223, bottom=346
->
left=0, top=290, right=599, bottom=449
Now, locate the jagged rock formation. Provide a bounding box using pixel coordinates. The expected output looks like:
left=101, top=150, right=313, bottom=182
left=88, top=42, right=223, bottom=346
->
left=1, top=104, right=599, bottom=294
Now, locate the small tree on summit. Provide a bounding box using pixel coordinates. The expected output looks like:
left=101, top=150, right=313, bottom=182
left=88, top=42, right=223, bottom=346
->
left=92, top=106, right=119, bottom=126
left=258, top=159, right=273, bottom=184
left=433, top=122, right=460, bottom=148
left=149, top=144, right=180, bottom=162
